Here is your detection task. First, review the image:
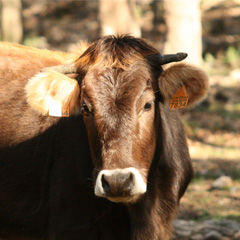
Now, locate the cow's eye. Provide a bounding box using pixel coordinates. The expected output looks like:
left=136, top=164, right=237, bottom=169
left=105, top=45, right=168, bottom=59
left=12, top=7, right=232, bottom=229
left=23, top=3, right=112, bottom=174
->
left=144, top=102, right=152, bottom=111
left=82, top=102, right=92, bottom=114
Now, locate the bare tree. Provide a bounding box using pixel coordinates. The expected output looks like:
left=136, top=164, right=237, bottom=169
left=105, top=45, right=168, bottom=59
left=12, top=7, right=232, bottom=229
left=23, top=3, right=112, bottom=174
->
left=163, top=0, right=202, bottom=66
left=99, top=0, right=141, bottom=37
left=1, top=0, right=23, bottom=43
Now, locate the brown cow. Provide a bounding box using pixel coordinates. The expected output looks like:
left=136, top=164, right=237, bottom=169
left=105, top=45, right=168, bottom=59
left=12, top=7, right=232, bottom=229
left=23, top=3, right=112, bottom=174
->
left=0, top=35, right=208, bottom=240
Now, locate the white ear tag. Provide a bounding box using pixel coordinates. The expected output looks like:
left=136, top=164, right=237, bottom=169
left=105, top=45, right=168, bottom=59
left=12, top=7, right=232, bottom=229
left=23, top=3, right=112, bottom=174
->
left=47, top=96, right=63, bottom=117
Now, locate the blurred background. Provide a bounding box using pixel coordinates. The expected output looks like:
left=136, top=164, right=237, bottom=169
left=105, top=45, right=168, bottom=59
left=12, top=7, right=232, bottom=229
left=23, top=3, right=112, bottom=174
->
left=0, top=0, right=240, bottom=239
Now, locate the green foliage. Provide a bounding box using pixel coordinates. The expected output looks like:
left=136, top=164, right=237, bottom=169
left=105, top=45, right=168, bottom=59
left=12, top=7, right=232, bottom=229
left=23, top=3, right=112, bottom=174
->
left=23, top=34, right=48, bottom=49
left=204, top=52, right=215, bottom=64
left=223, top=46, right=240, bottom=68
left=203, top=52, right=229, bottom=76
left=23, top=36, right=42, bottom=48
left=204, top=46, right=240, bottom=75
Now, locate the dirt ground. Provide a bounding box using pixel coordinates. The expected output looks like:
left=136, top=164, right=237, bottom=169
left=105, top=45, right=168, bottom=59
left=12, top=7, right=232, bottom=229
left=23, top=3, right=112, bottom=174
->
left=179, top=73, right=240, bottom=222
left=171, top=72, right=240, bottom=239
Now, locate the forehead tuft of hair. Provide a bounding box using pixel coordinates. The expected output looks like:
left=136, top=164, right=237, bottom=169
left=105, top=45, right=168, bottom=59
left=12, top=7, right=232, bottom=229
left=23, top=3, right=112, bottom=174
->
left=75, top=35, right=160, bottom=71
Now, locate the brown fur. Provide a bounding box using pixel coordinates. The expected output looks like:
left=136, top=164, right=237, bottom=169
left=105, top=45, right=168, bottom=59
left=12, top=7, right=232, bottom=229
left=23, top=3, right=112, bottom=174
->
left=0, top=36, right=208, bottom=240
left=74, top=35, right=159, bottom=72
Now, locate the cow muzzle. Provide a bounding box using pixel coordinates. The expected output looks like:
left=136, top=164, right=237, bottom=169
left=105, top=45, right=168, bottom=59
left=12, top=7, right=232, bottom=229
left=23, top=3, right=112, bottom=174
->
left=94, top=168, right=147, bottom=203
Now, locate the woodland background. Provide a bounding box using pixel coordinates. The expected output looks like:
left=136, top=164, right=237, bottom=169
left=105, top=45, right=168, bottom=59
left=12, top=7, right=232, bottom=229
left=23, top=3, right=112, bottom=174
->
left=0, top=0, right=240, bottom=239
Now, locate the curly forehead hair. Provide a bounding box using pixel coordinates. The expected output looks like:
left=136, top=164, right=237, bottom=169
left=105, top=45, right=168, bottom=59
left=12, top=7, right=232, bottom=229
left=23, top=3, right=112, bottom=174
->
left=75, top=35, right=160, bottom=70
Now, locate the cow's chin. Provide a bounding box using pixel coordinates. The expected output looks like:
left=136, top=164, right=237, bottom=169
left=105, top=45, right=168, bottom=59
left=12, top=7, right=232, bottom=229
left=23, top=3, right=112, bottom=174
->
left=106, top=194, right=144, bottom=204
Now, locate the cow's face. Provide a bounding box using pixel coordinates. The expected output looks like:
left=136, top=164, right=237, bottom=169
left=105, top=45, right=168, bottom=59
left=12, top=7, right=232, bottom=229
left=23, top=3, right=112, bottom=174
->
left=81, top=62, right=157, bottom=203
left=26, top=35, right=208, bottom=204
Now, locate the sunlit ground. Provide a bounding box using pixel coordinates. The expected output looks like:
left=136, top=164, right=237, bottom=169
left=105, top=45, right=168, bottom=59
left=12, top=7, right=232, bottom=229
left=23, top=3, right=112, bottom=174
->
left=179, top=71, right=240, bottom=222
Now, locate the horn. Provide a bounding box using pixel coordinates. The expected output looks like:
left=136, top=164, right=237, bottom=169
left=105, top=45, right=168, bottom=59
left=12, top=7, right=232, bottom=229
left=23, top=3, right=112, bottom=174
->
left=157, top=52, right=188, bottom=65
left=40, top=63, right=77, bottom=74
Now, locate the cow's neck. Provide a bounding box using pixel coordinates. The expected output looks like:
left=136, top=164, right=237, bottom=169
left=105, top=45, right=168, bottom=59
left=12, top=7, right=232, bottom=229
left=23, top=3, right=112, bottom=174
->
left=127, top=196, right=172, bottom=240
left=127, top=156, right=175, bottom=240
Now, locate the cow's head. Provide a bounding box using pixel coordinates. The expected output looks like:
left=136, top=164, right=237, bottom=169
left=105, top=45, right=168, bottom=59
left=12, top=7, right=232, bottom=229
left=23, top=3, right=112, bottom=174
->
left=26, top=35, right=208, bottom=203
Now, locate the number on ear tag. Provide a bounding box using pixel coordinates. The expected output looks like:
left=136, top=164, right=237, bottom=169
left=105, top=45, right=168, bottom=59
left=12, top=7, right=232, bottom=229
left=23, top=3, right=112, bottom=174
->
left=169, top=85, right=189, bottom=109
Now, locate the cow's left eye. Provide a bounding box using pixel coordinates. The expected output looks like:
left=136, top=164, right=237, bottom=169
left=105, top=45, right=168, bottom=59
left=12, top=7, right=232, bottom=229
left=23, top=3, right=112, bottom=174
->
left=144, top=102, right=152, bottom=111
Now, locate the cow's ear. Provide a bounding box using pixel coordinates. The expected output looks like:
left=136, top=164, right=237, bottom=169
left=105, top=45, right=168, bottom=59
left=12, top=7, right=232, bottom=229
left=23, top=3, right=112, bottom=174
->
left=158, top=63, right=209, bottom=108
left=25, top=70, right=80, bottom=117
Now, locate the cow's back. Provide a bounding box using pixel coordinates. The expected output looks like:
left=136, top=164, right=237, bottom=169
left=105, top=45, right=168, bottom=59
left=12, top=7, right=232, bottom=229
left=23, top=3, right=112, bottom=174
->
left=0, top=42, right=79, bottom=147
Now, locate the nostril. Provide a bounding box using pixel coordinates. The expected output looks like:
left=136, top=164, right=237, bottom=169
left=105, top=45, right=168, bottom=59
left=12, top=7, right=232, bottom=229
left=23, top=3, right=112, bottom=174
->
left=123, top=172, right=134, bottom=190
left=101, top=174, right=110, bottom=194
left=125, top=172, right=133, bottom=183
left=129, top=172, right=133, bottom=181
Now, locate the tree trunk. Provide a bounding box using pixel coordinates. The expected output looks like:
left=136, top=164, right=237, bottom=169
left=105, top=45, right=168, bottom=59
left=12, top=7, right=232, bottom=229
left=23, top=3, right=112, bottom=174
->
left=99, top=0, right=141, bottom=37
left=1, top=0, right=23, bottom=43
left=163, top=0, right=202, bottom=66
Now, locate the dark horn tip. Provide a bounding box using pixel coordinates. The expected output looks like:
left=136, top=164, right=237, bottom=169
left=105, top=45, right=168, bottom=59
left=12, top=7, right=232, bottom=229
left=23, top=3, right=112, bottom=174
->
left=176, top=52, right=188, bottom=61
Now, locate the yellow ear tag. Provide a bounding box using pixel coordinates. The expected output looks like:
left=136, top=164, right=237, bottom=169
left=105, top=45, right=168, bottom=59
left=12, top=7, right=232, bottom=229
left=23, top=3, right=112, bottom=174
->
left=169, top=85, right=189, bottom=109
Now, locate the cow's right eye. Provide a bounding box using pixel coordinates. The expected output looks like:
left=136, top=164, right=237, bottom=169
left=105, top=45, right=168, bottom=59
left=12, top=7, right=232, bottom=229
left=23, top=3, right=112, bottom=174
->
left=81, top=102, right=92, bottom=114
